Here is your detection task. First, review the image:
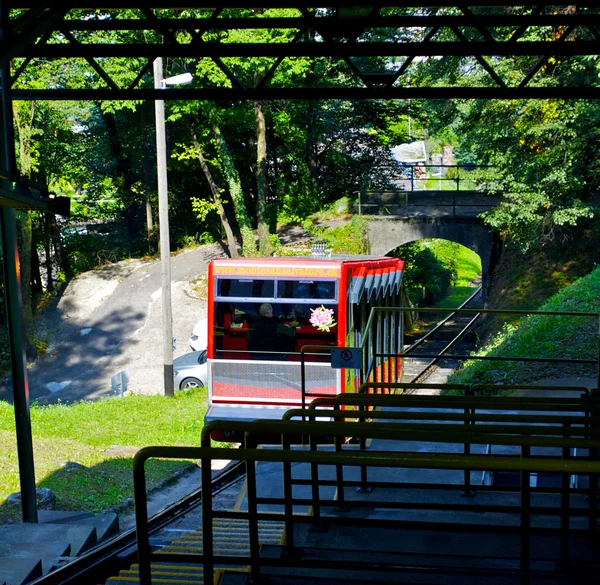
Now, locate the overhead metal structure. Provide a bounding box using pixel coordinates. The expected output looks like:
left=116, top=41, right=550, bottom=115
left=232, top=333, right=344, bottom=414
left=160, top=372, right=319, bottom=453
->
left=1, top=3, right=600, bottom=101
left=0, top=2, right=599, bottom=524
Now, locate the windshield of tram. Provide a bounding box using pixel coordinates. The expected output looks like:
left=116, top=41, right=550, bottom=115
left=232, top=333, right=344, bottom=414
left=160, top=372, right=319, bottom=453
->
left=213, top=277, right=338, bottom=361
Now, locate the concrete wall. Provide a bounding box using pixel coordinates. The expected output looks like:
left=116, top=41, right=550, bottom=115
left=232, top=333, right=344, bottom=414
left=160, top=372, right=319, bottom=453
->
left=366, top=216, right=498, bottom=296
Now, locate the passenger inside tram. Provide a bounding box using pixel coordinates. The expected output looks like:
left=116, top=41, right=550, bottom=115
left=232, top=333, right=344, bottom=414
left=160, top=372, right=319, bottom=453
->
left=246, top=303, right=297, bottom=359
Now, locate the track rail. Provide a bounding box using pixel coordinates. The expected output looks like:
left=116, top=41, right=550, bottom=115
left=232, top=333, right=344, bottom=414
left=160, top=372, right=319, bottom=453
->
left=403, top=286, right=483, bottom=384
left=29, top=461, right=245, bottom=585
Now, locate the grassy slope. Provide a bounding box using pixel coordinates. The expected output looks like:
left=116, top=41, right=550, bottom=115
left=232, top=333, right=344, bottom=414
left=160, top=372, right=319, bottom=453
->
left=450, top=222, right=600, bottom=387
left=0, top=388, right=212, bottom=522
left=427, top=240, right=482, bottom=309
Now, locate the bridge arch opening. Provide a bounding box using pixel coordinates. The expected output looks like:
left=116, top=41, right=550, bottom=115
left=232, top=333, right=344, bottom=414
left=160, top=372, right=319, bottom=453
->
left=389, top=239, right=482, bottom=308
left=366, top=217, right=501, bottom=301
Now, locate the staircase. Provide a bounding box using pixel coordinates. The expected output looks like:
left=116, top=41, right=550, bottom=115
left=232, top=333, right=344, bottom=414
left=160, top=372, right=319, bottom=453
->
left=218, top=513, right=597, bottom=585
left=106, top=518, right=285, bottom=585
left=0, top=511, right=119, bottom=585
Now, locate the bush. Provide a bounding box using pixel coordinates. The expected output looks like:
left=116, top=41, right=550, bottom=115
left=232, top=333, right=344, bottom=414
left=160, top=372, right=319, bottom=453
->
left=394, top=242, right=454, bottom=306
left=62, top=222, right=137, bottom=275
left=309, top=216, right=368, bottom=254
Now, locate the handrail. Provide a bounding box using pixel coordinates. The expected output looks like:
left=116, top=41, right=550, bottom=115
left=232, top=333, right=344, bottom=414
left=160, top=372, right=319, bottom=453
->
left=355, top=381, right=592, bottom=396
left=134, top=440, right=600, bottom=585
left=201, top=417, right=600, bottom=450
left=360, top=306, right=600, bottom=389
left=282, top=408, right=600, bottom=428
left=299, top=344, right=338, bottom=409
left=298, top=387, right=596, bottom=498
left=305, top=391, right=594, bottom=412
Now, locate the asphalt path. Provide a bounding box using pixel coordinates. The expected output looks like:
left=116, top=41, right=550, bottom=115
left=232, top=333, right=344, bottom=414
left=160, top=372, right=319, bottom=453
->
left=0, top=243, right=226, bottom=404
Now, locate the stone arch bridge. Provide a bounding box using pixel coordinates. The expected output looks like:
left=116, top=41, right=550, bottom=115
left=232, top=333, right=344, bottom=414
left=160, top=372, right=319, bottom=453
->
left=358, top=190, right=503, bottom=295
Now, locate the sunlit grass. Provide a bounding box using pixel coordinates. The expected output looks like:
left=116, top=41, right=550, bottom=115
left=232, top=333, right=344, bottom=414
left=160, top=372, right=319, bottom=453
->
left=426, top=240, right=482, bottom=309
left=0, top=387, right=218, bottom=521
left=449, top=267, right=600, bottom=387
left=434, top=286, right=479, bottom=310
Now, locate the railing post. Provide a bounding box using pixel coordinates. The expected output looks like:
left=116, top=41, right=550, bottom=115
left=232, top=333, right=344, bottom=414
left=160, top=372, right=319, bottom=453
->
left=334, top=404, right=346, bottom=507
left=357, top=409, right=371, bottom=493
left=309, top=433, right=322, bottom=529
left=301, top=349, right=307, bottom=411
left=282, top=433, right=295, bottom=556
left=461, top=386, right=475, bottom=497
left=201, top=454, right=214, bottom=585
left=520, top=445, right=531, bottom=585
left=589, top=443, right=598, bottom=536
left=560, top=423, right=571, bottom=567
left=597, top=314, right=600, bottom=389
left=245, top=437, right=262, bottom=584
left=133, top=452, right=152, bottom=585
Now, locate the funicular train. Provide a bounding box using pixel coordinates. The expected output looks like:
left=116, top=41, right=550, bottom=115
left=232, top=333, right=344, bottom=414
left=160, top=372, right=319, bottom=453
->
left=204, top=254, right=405, bottom=441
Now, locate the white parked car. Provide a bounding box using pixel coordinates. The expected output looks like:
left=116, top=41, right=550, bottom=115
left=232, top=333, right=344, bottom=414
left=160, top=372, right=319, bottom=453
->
left=173, top=350, right=208, bottom=389
left=189, top=318, right=207, bottom=352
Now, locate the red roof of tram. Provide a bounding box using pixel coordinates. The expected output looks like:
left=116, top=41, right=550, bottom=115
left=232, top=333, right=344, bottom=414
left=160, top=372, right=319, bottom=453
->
left=211, top=255, right=404, bottom=278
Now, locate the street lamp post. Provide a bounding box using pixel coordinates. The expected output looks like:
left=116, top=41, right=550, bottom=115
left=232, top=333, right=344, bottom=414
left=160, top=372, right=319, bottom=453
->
left=153, top=58, right=192, bottom=397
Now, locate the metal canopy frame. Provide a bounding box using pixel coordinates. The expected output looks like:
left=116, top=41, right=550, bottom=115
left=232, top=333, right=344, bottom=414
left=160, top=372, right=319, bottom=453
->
left=0, top=2, right=599, bottom=525
left=1, top=3, right=600, bottom=101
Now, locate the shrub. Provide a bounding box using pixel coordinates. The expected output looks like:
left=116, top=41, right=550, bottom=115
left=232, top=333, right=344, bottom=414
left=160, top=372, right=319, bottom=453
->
left=395, top=242, right=454, bottom=306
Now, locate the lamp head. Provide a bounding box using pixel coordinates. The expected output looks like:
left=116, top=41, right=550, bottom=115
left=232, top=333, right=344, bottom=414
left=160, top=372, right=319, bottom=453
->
left=162, top=72, right=193, bottom=87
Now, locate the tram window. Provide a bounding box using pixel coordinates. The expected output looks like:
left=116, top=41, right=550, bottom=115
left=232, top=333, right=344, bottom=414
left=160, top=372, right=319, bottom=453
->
left=217, top=278, right=275, bottom=299
left=277, top=280, right=337, bottom=300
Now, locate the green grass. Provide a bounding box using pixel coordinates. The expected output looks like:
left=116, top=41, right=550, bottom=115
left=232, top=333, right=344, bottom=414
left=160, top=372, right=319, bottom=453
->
left=449, top=266, right=600, bottom=387
left=0, top=387, right=216, bottom=522
left=427, top=240, right=482, bottom=308
left=307, top=215, right=368, bottom=254
left=433, top=286, right=479, bottom=310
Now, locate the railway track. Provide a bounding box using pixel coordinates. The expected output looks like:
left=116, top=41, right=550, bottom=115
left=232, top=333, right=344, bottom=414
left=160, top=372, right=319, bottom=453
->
left=31, top=462, right=246, bottom=585
left=402, top=286, right=484, bottom=387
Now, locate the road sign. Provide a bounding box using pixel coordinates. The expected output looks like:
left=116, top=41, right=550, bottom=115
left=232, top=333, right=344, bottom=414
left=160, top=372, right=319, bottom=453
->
left=331, top=347, right=363, bottom=369
left=111, top=370, right=129, bottom=395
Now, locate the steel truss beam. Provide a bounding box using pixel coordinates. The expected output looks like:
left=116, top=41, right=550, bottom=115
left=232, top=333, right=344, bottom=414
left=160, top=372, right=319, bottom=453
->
left=1, top=3, right=599, bottom=100
left=11, top=86, right=600, bottom=100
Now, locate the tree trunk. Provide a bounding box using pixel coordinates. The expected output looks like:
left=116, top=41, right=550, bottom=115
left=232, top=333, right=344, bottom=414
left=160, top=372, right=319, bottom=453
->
left=47, top=213, right=69, bottom=281
left=304, top=30, right=319, bottom=198
left=31, top=227, right=43, bottom=298
left=141, top=106, right=155, bottom=253
left=188, top=123, right=239, bottom=257
left=212, top=124, right=256, bottom=257
left=305, top=103, right=319, bottom=196
left=43, top=213, right=53, bottom=292
left=19, top=211, right=34, bottom=337
left=254, top=100, right=273, bottom=256
left=13, top=102, right=36, bottom=345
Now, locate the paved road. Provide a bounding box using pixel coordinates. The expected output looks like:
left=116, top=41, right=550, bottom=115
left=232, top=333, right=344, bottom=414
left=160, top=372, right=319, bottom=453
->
left=0, top=244, right=226, bottom=404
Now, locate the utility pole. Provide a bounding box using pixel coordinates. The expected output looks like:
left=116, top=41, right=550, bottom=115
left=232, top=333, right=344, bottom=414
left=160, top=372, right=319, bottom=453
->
left=153, top=57, right=174, bottom=397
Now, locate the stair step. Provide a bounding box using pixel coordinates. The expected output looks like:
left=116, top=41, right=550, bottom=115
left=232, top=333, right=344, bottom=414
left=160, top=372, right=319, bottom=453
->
left=219, top=571, right=566, bottom=585
left=40, top=511, right=119, bottom=543
left=160, top=545, right=250, bottom=554
left=105, top=519, right=283, bottom=585
left=0, top=541, right=71, bottom=575
left=106, top=575, right=204, bottom=585
left=38, top=510, right=94, bottom=523
left=0, top=522, right=97, bottom=556
left=121, top=569, right=204, bottom=582
left=0, top=557, right=41, bottom=585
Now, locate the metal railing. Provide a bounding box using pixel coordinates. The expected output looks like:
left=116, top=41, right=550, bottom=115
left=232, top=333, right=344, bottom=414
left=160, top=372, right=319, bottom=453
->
left=288, top=387, right=596, bottom=497
left=362, top=306, right=600, bottom=390
left=361, top=164, right=497, bottom=193
left=134, top=393, right=600, bottom=585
